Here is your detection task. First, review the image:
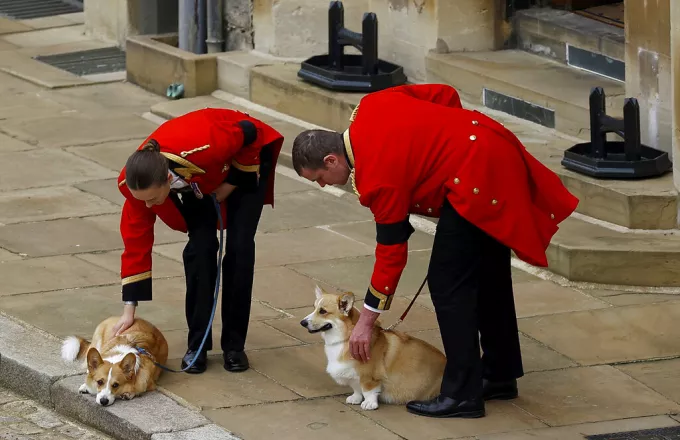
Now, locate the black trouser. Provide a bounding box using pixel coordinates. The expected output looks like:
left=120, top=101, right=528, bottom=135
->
left=171, top=146, right=273, bottom=354
left=427, top=199, right=524, bottom=401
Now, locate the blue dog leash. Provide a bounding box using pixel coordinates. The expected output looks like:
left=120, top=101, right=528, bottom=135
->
left=137, top=193, right=224, bottom=373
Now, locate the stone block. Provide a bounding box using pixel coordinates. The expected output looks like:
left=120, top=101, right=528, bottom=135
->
left=253, top=0, right=368, bottom=58
left=151, top=425, right=241, bottom=440
left=51, top=375, right=210, bottom=440
left=84, top=0, right=178, bottom=48
left=0, top=314, right=81, bottom=406
left=250, top=63, right=360, bottom=132
left=217, top=51, right=275, bottom=98
left=126, top=34, right=218, bottom=98
left=547, top=217, right=680, bottom=287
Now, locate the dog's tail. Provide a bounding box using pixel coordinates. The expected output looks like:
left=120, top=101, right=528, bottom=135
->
left=61, top=336, right=90, bottom=362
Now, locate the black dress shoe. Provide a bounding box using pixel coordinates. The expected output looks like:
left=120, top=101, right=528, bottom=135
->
left=223, top=350, right=249, bottom=372
left=181, top=349, right=207, bottom=374
left=406, top=395, right=485, bottom=418
left=482, top=378, right=518, bottom=401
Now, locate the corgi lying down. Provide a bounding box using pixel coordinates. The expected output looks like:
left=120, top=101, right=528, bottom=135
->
left=61, top=316, right=169, bottom=406
left=301, top=286, right=446, bottom=410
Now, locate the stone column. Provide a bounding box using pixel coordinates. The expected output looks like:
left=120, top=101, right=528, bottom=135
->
left=671, top=1, right=680, bottom=192
left=624, top=0, right=672, bottom=155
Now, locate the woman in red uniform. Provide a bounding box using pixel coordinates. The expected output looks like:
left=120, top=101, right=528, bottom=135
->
left=292, top=84, right=578, bottom=418
left=112, top=108, right=283, bottom=374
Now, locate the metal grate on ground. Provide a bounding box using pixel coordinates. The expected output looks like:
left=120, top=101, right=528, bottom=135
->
left=586, top=425, right=680, bottom=440
left=33, top=46, right=126, bottom=77
left=0, top=0, right=83, bottom=20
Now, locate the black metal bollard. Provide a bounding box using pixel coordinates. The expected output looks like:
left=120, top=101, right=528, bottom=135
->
left=298, top=1, right=406, bottom=92
left=561, top=87, right=671, bottom=179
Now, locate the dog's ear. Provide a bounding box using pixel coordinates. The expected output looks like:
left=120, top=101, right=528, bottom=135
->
left=338, top=292, right=355, bottom=315
left=87, top=348, right=103, bottom=372
left=315, top=285, right=325, bottom=300
left=120, top=353, right=137, bottom=378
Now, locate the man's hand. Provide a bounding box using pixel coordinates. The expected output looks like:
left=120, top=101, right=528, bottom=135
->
left=111, top=304, right=136, bottom=340
left=349, top=308, right=380, bottom=363
left=213, top=182, right=237, bottom=203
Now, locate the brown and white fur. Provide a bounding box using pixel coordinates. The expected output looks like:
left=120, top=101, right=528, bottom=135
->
left=300, top=286, right=446, bottom=410
left=61, top=316, right=169, bottom=406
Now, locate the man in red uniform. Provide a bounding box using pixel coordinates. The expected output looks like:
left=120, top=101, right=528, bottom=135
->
left=114, top=108, right=283, bottom=374
left=291, top=84, right=578, bottom=418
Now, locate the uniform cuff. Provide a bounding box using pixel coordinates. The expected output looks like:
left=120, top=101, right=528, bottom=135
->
left=121, top=272, right=152, bottom=302
left=364, top=285, right=394, bottom=311
left=363, top=303, right=384, bottom=314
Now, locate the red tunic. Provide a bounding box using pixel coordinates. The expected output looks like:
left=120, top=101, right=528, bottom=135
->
left=117, top=108, right=284, bottom=301
left=343, top=84, right=579, bottom=312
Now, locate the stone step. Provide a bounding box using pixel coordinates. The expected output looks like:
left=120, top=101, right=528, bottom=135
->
left=148, top=94, right=680, bottom=288
left=514, top=7, right=625, bottom=82
left=425, top=49, right=625, bottom=139
left=547, top=216, right=680, bottom=288
left=242, top=61, right=676, bottom=230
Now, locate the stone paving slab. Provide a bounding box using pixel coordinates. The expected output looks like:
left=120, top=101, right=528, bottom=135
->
left=0, top=186, right=119, bottom=224
left=1, top=113, right=158, bottom=148
left=66, top=139, right=145, bottom=171
left=512, top=366, right=680, bottom=426
left=75, top=179, right=127, bottom=206
left=0, top=131, right=35, bottom=153
left=203, top=398, right=403, bottom=440
left=519, top=302, right=680, bottom=365
left=159, top=357, right=301, bottom=409
left=0, top=149, right=117, bottom=192
left=616, top=358, right=680, bottom=405
left=0, top=255, right=118, bottom=296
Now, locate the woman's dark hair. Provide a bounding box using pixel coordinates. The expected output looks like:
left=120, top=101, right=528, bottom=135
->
left=125, top=139, right=169, bottom=191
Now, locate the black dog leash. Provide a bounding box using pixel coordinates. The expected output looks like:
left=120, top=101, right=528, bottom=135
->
left=384, top=276, right=428, bottom=331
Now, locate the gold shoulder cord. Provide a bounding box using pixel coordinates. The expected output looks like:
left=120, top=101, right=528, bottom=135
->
left=349, top=105, right=360, bottom=198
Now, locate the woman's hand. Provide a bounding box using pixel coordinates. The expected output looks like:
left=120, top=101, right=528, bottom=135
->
left=213, top=183, right=237, bottom=202
left=111, top=304, right=136, bottom=339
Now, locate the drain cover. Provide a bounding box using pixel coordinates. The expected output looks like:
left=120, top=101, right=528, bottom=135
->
left=0, top=0, right=83, bottom=20
left=34, top=47, right=126, bottom=76
left=586, top=425, right=680, bottom=439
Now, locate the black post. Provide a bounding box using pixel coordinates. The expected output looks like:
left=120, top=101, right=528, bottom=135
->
left=623, top=98, right=642, bottom=161
left=329, top=1, right=344, bottom=71
left=361, top=12, right=378, bottom=75
left=590, top=87, right=607, bottom=159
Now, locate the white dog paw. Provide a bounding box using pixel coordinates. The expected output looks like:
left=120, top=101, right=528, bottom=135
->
left=78, top=384, right=90, bottom=394
left=346, top=394, right=363, bottom=405
left=361, top=400, right=379, bottom=410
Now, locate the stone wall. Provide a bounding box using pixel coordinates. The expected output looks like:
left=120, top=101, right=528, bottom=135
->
left=625, top=0, right=672, bottom=155
left=250, top=0, right=506, bottom=82
left=84, top=0, right=178, bottom=47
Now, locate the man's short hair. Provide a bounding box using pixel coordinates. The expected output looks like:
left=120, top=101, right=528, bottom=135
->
left=291, top=129, right=344, bottom=175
